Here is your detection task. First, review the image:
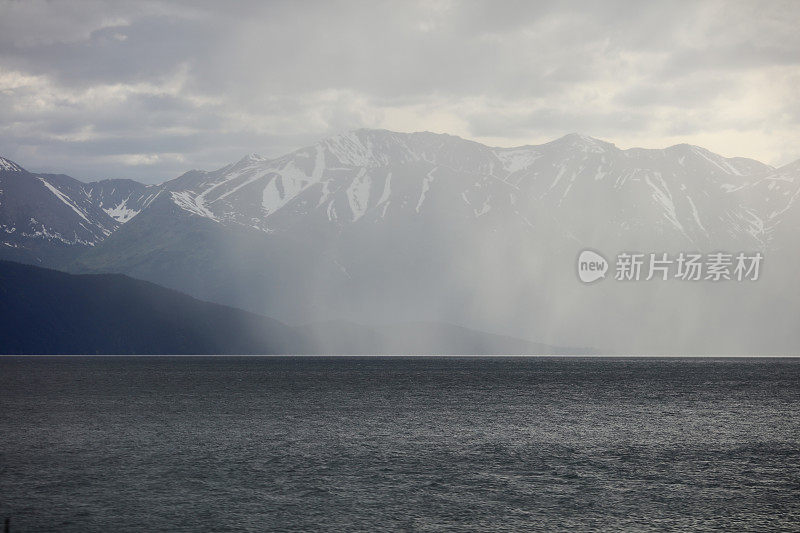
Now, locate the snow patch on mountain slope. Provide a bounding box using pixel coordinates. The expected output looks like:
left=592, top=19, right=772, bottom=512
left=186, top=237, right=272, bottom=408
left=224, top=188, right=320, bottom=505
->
left=213, top=170, right=268, bottom=203
left=721, top=183, right=746, bottom=192
left=194, top=175, right=241, bottom=211
left=321, top=130, right=427, bottom=168
left=594, top=168, right=608, bottom=181
left=346, top=168, right=371, bottom=221
left=416, top=167, right=437, bottom=213
left=571, top=134, right=608, bottom=154
left=323, top=131, right=384, bottom=167
left=262, top=162, right=316, bottom=215
left=261, top=177, right=285, bottom=215
left=103, top=198, right=140, bottom=223
left=377, top=172, right=392, bottom=205
left=494, top=148, right=542, bottom=173
left=685, top=195, right=709, bottom=237
left=22, top=223, right=96, bottom=246
left=549, top=164, right=569, bottom=192
left=142, top=191, right=161, bottom=209
left=474, top=197, right=492, bottom=217
left=375, top=172, right=393, bottom=218
left=38, top=178, right=91, bottom=223
left=644, top=174, right=688, bottom=237
left=171, top=191, right=218, bottom=220
left=691, top=146, right=742, bottom=176
left=767, top=181, right=800, bottom=220
left=326, top=199, right=338, bottom=221
left=741, top=209, right=765, bottom=239
left=100, top=190, right=153, bottom=223
left=0, top=157, right=23, bottom=172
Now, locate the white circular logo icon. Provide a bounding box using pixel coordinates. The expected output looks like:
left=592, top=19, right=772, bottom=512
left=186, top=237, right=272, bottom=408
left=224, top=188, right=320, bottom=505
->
left=577, top=249, right=608, bottom=283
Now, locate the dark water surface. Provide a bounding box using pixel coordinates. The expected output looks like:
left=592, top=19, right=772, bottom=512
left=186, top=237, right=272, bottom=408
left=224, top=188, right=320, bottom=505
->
left=1, top=357, right=799, bottom=532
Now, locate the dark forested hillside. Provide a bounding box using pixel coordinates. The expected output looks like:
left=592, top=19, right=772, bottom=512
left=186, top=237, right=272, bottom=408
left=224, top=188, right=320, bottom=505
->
left=0, top=261, right=563, bottom=355
left=0, top=260, right=300, bottom=354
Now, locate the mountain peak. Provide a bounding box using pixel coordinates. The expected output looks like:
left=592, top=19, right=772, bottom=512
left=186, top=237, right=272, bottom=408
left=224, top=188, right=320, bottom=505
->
left=0, top=156, right=24, bottom=172
left=314, top=128, right=487, bottom=169
left=559, top=133, right=607, bottom=144
left=548, top=133, right=615, bottom=153
left=238, top=153, right=267, bottom=164
left=333, top=128, right=469, bottom=144
left=666, top=142, right=709, bottom=154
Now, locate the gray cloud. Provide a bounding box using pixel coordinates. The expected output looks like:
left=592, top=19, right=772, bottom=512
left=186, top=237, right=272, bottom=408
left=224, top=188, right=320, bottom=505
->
left=0, top=0, right=798, bottom=183
left=468, top=107, right=652, bottom=140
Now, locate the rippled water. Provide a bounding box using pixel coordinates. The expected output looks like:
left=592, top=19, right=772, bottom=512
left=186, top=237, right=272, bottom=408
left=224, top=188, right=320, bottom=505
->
left=1, top=357, right=799, bottom=531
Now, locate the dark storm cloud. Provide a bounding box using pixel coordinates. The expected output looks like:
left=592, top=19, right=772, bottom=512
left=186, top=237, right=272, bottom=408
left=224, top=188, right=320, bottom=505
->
left=0, top=0, right=798, bottom=182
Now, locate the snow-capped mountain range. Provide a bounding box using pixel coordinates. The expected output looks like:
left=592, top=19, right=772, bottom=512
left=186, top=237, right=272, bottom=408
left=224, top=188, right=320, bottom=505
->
left=151, top=130, right=794, bottom=251
left=0, top=159, right=158, bottom=262
left=3, top=130, right=797, bottom=257
left=2, top=129, right=798, bottom=353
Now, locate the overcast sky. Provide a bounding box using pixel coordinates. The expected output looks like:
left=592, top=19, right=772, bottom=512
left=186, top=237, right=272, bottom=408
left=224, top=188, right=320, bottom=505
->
left=1, top=0, right=798, bottom=183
